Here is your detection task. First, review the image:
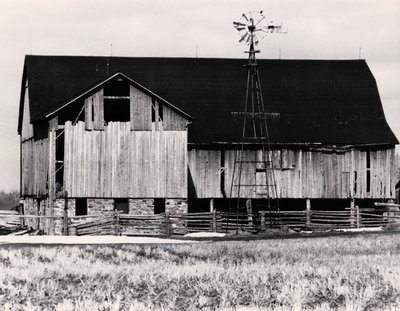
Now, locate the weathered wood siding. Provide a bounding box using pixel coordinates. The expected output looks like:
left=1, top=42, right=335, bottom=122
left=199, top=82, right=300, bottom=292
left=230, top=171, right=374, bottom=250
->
left=85, top=89, right=104, bottom=130
left=21, top=82, right=33, bottom=140
left=163, top=105, right=187, bottom=130
left=64, top=121, right=187, bottom=198
left=130, top=85, right=152, bottom=130
left=21, top=138, right=49, bottom=196
left=187, top=150, right=221, bottom=198
left=188, top=148, right=396, bottom=199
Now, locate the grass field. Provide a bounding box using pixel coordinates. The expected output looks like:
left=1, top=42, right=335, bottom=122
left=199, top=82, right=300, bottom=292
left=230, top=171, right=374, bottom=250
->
left=1, top=233, right=400, bottom=310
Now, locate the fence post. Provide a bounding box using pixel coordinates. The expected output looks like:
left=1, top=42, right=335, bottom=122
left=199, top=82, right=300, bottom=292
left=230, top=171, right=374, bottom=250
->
left=306, top=199, right=311, bottom=228
left=246, top=199, right=253, bottom=228
left=37, top=199, right=41, bottom=230
left=165, top=212, right=171, bottom=237
left=356, top=205, right=360, bottom=228
left=63, top=198, right=69, bottom=235
left=350, top=199, right=355, bottom=228
left=115, top=211, right=121, bottom=236
left=212, top=210, right=217, bottom=232
left=260, top=211, right=266, bottom=232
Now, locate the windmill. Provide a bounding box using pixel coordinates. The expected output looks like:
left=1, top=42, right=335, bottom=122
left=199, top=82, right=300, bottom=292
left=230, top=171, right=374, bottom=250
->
left=230, top=11, right=285, bottom=230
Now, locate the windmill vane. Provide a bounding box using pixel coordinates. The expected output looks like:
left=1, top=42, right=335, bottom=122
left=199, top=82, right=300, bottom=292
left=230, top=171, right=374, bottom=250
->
left=233, top=11, right=285, bottom=47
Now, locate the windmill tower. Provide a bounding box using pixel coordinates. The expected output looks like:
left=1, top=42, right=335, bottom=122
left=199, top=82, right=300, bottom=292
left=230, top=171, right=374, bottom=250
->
left=230, top=11, right=285, bottom=228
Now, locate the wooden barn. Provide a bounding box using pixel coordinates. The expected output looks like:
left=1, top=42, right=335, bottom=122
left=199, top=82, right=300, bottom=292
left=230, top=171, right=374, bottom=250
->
left=18, top=55, right=398, bottom=233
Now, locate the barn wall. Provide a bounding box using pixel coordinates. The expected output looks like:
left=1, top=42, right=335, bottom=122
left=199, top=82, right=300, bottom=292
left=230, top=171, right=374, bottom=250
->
left=21, top=138, right=49, bottom=196
left=163, top=105, right=187, bottom=130
left=130, top=85, right=152, bottom=130
left=63, top=121, right=187, bottom=198
left=188, top=148, right=395, bottom=199
left=85, top=89, right=104, bottom=131
left=21, top=83, right=34, bottom=141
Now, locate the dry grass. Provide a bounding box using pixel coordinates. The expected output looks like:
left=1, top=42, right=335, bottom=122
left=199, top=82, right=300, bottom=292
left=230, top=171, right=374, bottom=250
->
left=1, top=233, right=400, bottom=310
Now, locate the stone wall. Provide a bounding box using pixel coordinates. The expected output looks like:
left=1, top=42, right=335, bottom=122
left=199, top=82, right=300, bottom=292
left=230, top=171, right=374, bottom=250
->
left=22, top=197, right=39, bottom=230
left=128, top=199, right=154, bottom=215
left=22, top=197, right=188, bottom=235
left=87, top=199, right=114, bottom=215
left=166, top=199, right=188, bottom=214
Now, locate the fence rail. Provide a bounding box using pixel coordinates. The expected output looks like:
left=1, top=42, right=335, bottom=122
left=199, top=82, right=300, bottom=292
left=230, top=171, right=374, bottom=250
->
left=1, top=208, right=400, bottom=236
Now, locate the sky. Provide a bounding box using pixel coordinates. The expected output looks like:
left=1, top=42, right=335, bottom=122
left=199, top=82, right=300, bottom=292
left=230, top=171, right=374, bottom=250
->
left=0, top=0, right=399, bottom=192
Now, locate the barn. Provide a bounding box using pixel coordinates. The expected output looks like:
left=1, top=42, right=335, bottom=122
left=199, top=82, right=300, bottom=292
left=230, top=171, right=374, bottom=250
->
left=18, top=55, right=398, bottom=233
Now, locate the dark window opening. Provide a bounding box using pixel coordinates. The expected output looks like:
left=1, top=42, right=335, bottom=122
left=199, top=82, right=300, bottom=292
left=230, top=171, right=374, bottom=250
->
left=159, top=104, right=163, bottom=121
left=76, top=198, right=88, bottom=216
left=154, top=198, right=166, bottom=214
left=366, top=151, right=371, bottom=193
left=151, top=100, right=163, bottom=124
left=58, top=99, right=85, bottom=124
left=115, top=198, right=129, bottom=214
left=353, top=171, right=358, bottom=194
left=33, top=121, right=49, bottom=141
left=55, top=130, right=64, bottom=161
left=91, top=99, right=95, bottom=123
left=103, top=79, right=130, bottom=123
left=151, top=99, right=156, bottom=123
left=104, top=99, right=130, bottom=122
left=104, top=79, right=130, bottom=97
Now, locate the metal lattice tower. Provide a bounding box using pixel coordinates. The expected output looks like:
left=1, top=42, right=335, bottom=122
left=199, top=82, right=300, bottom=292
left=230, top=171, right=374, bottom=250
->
left=230, top=12, right=285, bottom=228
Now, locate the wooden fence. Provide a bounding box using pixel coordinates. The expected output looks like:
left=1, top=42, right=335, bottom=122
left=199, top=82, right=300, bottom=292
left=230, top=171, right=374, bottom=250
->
left=1, top=208, right=400, bottom=236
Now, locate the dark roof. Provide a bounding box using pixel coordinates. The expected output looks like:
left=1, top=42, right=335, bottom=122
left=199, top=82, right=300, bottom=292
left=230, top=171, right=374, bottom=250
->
left=19, top=55, right=398, bottom=146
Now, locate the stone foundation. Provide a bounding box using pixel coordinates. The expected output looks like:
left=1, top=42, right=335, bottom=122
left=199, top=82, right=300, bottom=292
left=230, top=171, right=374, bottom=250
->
left=22, top=197, right=188, bottom=235
left=166, top=199, right=188, bottom=214
left=87, top=199, right=114, bottom=215
left=129, top=199, right=154, bottom=215
left=22, top=197, right=76, bottom=235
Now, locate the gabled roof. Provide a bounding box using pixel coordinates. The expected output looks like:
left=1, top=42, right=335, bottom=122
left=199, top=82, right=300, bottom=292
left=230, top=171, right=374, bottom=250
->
left=19, top=55, right=398, bottom=146
left=45, top=72, right=191, bottom=120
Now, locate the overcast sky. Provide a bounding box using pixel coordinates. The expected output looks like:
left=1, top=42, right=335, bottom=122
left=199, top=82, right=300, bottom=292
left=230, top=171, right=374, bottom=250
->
left=0, top=0, right=399, bottom=192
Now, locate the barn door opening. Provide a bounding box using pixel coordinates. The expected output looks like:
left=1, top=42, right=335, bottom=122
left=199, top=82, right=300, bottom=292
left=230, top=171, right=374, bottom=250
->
left=114, top=198, right=129, bottom=214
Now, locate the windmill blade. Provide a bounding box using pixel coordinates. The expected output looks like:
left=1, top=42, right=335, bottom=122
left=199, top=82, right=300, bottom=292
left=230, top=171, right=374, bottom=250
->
left=242, top=13, right=248, bottom=21
left=239, top=32, right=249, bottom=43
left=233, top=21, right=246, bottom=27
left=254, top=15, right=265, bottom=26
left=246, top=34, right=251, bottom=43
left=235, top=27, right=246, bottom=31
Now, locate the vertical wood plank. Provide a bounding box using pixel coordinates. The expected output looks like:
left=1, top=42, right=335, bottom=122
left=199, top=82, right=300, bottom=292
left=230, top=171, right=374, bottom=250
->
left=130, top=86, right=151, bottom=130
left=48, top=129, right=56, bottom=235
left=85, top=97, right=93, bottom=130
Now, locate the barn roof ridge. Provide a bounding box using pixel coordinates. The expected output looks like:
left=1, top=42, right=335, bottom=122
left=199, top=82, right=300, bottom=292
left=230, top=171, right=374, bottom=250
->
left=23, top=54, right=366, bottom=62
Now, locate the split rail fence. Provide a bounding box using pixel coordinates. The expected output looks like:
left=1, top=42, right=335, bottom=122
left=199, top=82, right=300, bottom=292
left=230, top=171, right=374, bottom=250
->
left=1, top=207, right=400, bottom=236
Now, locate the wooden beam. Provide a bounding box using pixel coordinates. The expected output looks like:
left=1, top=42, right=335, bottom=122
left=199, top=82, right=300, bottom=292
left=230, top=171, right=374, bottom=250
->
left=49, top=116, right=58, bottom=131
left=375, top=202, right=400, bottom=207
left=94, top=89, right=104, bottom=130
left=63, top=198, right=68, bottom=235
left=84, top=97, right=93, bottom=130
left=209, top=198, right=215, bottom=212
left=48, top=129, right=56, bottom=235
